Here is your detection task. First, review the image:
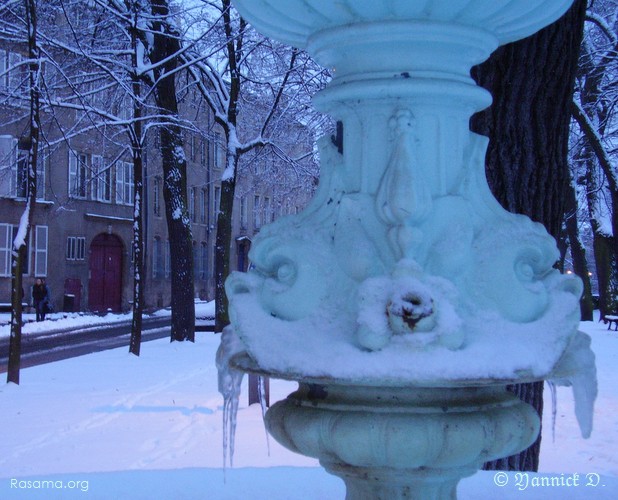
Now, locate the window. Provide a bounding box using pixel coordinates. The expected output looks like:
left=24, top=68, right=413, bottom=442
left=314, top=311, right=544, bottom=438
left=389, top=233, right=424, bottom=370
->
left=0, top=137, right=45, bottom=199
left=200, top=188, right=207, bottom=224
left=0, top=136, right=17, bottom=197
left=14, top=149, right=27, bottom=198
left=190, top=135, right=196, bottom=162
left=153, top=177, right=161, bottom=217
left=0, top=224, right=30, bottom=276
left=66, top=236, right=86, bottom=261
left=0, top=50, right=9, bottom=90
left=214, top=131, right=225, bottom=168
left=14, top=226, right=30, bottom=274
left=200, top=139, right=206, bottom=167
left=34, top=225, right=48, bottom=277
left=153, top=237, right=163, bottom=279
left=240, top=196, right=248, bottom=229
left=91, top=155, right=111, bottom=202
left=213, top=185, right=221, bottom=220
left=0, top=224, right=12, bottom=277
left=200, top=242, right=208, bottom=280
left=253, top=195, right=261, bottom=229
left=66, top=237, right=74, bottom=261
left=36, top=147, right=46, bottom=199
left=193, top=241, right=198, bottom=278
left=165, top=239, right=171, bottom=278
left=115, top=160, right=134, bottom=205
left=0, top=50, right=27, bottom=96
left=118, top=94, right=132, bottom=121
left=189, top=187, right=196, bottom=222
left=264, top=196, right=272, bottom=224
left=69, top=150, right=89, bottom=199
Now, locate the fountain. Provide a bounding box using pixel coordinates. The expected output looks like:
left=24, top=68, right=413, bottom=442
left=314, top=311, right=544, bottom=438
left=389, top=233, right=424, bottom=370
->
left=219, top=0, right=597, bottom=498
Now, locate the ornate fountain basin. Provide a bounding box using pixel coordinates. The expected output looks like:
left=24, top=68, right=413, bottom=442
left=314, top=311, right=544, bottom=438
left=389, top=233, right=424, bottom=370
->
left=232, top=0, right=574, bottom=48
left=225, top=0, right=584, bottom=386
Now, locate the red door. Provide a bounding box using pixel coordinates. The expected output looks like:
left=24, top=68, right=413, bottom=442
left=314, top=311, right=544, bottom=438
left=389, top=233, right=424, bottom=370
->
left=88, top=234, right=123, bottom=312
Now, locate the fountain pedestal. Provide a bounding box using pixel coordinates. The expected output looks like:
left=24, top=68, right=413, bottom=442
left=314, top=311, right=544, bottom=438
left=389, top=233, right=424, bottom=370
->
left=265, top=383, right=538, bottom=499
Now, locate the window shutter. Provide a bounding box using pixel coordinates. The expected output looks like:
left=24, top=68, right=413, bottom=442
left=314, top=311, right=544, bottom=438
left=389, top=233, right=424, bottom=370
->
left=36, top=146, right=46, bottom=199
left=0, top=50, right=7, bottom=89
left=115, top=162, right=123, bottom=204
left=68, top=150, right=77, bottom=196
left=125, top=161, right=133, bottom=204
left=92, top=155, right=103, bottom=200
left=0, top=224, right=11, bottom=276
left=8, top=52, right=24, bottom=92
left=34, top=225, right=48, bottom=277
left=0, top=135, right=17, bottom=196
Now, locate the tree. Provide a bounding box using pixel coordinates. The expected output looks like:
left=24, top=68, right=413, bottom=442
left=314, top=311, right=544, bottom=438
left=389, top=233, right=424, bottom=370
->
left=471, top=0, right=587, bottom=471
left=5, top=0, right=41, bottom=384
left=42, top=0, right=196, bottom=345
left=29, top=0, right=155, bottom=352
left=150, top=0, right=195, bottom=341
left=127, top=0, right=147, bottom=354
left=563, top=170, right=595, bottom=321
left=184, top=0, right=327, bottom=331
left=570, top=0, right=618, bottom=318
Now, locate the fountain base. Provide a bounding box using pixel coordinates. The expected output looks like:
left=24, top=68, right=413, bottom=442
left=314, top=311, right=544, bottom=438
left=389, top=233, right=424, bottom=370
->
left=324, top=463, right=470, bottom=500
left=266, top=383, right=539, bottom=499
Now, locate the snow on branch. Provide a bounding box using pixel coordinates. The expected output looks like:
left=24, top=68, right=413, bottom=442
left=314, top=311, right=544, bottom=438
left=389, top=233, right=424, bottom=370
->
left=572, top=99, right=618, bottom=193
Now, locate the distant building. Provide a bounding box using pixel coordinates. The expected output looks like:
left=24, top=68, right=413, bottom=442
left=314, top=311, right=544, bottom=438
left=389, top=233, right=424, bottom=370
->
left=0, top=46, right=317, bottom=313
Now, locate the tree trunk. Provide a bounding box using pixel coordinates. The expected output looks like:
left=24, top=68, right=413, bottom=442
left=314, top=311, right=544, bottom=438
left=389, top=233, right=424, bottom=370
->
left=129, top=8, right=144, bottom=356
left=565, top=180, right=594, bottom=321
left=471, top=0, right=586, bottom=471
left=7, top=247, right=25, bottom=385
left=129, top=139, right=144, bottom=354
left=7, top=0, right=40, bottom=385
left=582, top=141, right=618, bottom=318
left=571, top=102, right=618, bottom=316
left=214, top=0, right=242, bottom=333
left=592, top=233, right=617, bottom=318
left=151, top=0, right=195, bottom=342
left=571, top=17, right=618, bottom=318
left=129, top=109, right=144, bottom=354
left=215, top=166, right=237, bottom=332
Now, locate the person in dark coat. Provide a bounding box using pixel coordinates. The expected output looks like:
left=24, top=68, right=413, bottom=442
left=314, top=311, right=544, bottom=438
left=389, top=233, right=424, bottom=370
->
left=32, top=278, right=50, bottom=321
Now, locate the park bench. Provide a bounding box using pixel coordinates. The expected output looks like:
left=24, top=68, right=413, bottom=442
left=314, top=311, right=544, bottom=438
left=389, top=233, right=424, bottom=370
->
left=604, top=315, right=618, bottom=331
left=195, top=316, right=216, bottom=332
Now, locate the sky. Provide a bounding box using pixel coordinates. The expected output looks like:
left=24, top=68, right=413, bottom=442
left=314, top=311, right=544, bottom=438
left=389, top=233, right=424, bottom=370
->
left=0, top=307, right=617, bottom=499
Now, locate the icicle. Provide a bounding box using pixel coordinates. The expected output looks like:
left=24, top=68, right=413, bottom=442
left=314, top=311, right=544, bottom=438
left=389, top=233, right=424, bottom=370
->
left=569, top=371, right=597, bottom=439
left=547, top=380, right=557, bottom=443
left=258, top=376, right=271, bottom=456
left=216, top=326, right=245, bottom=480
left=550, top=331, right=598, bottom=438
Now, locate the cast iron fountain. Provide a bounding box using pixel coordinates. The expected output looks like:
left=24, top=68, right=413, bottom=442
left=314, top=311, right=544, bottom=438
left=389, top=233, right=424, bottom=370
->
left=218, top=1, right=597, bottom=498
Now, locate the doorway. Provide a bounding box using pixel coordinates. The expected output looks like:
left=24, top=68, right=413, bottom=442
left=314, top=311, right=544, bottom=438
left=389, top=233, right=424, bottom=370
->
left=88, top=233, right=123, bottom=312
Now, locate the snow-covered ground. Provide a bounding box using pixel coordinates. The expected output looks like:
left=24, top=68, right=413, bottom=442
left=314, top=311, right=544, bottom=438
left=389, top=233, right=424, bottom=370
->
left=0, top=311, right=617, bottom=499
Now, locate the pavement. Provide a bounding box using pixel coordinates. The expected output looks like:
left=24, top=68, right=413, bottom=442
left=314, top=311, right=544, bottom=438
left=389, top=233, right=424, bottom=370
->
left=0, top=312, right=216, bottom=373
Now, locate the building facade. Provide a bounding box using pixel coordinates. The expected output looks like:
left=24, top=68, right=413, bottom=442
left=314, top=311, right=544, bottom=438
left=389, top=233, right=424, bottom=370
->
left=1, top=47, right=316, bottom=313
